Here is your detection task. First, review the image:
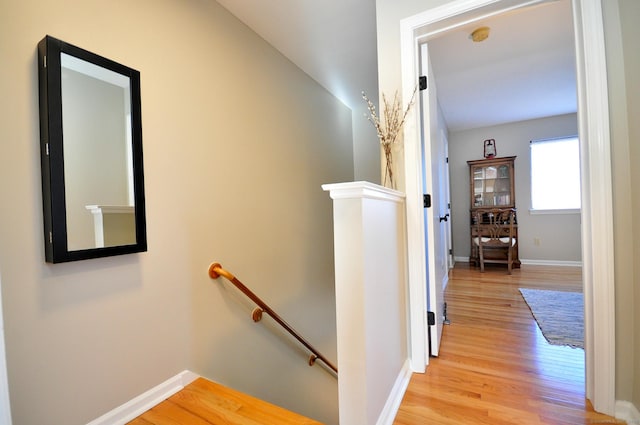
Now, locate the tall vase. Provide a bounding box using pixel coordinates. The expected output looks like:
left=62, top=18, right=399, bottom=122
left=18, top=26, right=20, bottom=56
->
left=383, top=144, right=395, bottom=189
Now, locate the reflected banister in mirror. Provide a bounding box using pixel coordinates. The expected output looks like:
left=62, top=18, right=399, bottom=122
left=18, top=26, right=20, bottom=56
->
left=208, top=263, right=338, bottom=374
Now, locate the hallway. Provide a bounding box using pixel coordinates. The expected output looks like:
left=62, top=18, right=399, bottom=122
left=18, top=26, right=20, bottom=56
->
left=394, top=263, right=623, bottom=425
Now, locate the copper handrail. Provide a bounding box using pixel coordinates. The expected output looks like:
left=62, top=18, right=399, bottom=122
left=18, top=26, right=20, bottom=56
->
left=208, top=263, right=338, bottom=374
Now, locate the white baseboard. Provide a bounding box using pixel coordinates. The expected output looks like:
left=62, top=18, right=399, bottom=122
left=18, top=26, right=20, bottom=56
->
left=519, top=259, right=582, bottom=267
left=376, top=359, right=412, bottom=425
left=453, top=257, right=582, bottom=267
left=616, top=400, right=640, bottom=425
left=442, top=272, right=449, bottom=291
left=86, top=370, right=199, bottom=425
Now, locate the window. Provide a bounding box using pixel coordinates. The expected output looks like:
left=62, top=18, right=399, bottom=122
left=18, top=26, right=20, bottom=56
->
left=530, top=136, right=581, bottom=211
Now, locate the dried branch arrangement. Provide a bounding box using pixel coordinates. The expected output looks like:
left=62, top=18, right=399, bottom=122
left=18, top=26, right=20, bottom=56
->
left=362, top=87, right=417, bottom=188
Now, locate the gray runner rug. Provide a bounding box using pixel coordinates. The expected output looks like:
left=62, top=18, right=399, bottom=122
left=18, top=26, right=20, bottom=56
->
left=519, top=288, right=584, bottom=349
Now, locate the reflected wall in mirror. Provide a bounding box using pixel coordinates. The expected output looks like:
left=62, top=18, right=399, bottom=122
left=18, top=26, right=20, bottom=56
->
left=38, top=35, right=147, bottom=263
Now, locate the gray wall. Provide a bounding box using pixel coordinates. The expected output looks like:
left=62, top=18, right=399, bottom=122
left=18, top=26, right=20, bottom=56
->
left=449, top=114, right=581, bottom=263
left=603, top=0, right=640, bottom=409
left=622, top=0, right=640, bottom=409
left=0, top=1, right=354, bottom=423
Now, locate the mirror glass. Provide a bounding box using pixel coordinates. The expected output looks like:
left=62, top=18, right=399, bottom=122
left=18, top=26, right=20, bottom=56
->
left=38, top=36, right=147, bottom=263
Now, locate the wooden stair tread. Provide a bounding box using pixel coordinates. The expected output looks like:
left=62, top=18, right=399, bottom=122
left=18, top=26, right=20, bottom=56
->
left=128, top=377, right=323, bottom=425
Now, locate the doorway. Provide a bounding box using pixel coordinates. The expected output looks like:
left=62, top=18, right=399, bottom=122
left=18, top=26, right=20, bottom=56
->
left=400, top=0, right=616, bottom=416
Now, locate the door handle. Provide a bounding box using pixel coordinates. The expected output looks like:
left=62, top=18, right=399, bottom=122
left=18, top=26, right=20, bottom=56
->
left=439, top=214, right=449, bottom=222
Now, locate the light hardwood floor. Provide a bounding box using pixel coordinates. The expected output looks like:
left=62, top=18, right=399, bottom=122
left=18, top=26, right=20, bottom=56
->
left=127, top=263, right=623, bottom=424
left=394, top=263, right=624, bottom=425
left=127, top=377, right=322, bottom=425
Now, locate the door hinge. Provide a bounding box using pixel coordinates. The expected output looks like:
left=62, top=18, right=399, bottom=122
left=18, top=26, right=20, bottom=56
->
left=423, top=194, right=431, bottom=208
left=427, top=311, right=435, bottom=326
left=446, top=157, right=449, bottom=163
left=419, top=76, right=427, bottom=91
left=449, top=248, right=453, bottom=255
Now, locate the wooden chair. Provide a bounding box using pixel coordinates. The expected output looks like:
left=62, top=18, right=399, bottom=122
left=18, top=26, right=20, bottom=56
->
left=472, top=208, right=517, bottom=274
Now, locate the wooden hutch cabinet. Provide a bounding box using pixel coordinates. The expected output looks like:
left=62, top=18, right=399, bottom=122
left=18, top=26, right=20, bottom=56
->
left=467, top=156, right=520, bottom=267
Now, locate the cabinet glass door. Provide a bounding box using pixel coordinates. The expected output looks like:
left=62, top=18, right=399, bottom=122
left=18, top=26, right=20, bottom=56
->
left=472, top=164, right=512, bottom=207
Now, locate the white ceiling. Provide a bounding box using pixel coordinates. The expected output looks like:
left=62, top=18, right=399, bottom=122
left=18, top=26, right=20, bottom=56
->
left=214, top=0, right=379, bottom=112
left=427, top=0, right=577, bottom=131
left=215, top=0, right=576, bottom=133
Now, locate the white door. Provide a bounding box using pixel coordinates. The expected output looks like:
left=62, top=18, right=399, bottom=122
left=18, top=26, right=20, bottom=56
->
left=420, top=43, right=448, bottom=357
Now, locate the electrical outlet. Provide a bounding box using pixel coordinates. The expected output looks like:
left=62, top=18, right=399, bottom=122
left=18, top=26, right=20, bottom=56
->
left=534, top=238, right=541, bottom=246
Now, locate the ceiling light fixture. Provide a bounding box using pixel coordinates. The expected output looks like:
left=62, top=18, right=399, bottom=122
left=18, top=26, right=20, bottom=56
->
left=470, top=26, right=490, bottom=42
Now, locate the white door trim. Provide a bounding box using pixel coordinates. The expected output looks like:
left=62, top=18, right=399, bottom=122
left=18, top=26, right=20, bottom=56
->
left=400, top=0, right=615, bottom=415
left=571, top=0, right=615, bottom=415
left=0, top=271, right=12, bottom=425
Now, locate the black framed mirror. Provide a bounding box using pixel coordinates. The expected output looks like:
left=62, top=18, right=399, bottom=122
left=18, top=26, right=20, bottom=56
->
left=38, top=35, right=147, bottom=263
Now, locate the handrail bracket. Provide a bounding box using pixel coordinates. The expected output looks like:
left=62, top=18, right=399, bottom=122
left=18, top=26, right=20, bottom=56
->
left=252, top=307, right=264, bottom=322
